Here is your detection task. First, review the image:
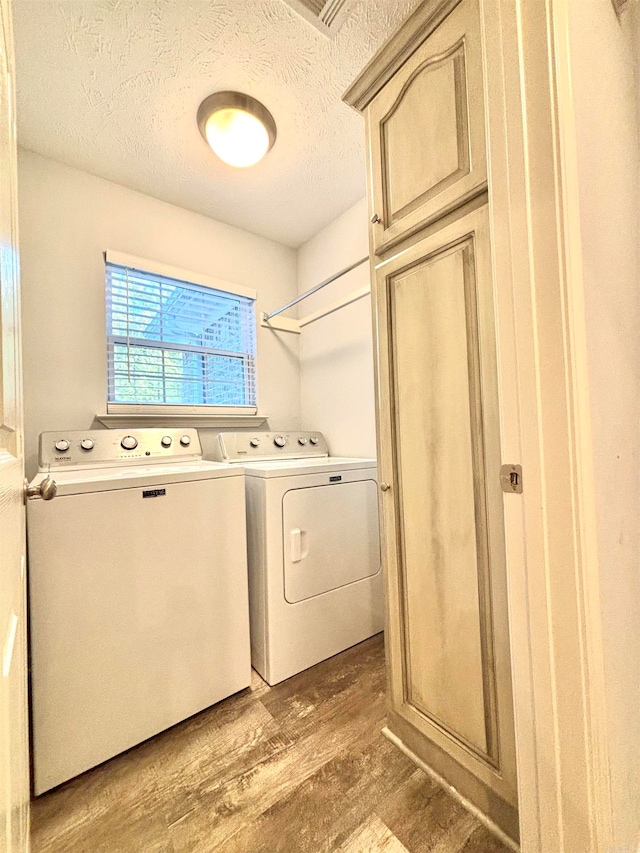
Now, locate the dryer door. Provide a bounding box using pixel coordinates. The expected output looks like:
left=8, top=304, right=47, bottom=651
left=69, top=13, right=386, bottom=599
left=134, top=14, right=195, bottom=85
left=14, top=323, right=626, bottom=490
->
left=282, top=479, right=380, bottom=604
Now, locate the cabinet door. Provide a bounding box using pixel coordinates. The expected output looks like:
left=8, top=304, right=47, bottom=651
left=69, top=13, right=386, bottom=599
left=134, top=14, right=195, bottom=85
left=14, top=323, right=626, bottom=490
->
left=374, top=205, right=518, bottom=838
left=367, top=0, right=486, bottom=254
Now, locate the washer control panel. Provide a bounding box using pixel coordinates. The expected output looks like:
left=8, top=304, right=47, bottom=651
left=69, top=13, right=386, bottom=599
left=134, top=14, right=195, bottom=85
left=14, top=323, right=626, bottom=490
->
left=39, top=428, right=202, bottom=469
left=215, top=431, right=329, bottom=462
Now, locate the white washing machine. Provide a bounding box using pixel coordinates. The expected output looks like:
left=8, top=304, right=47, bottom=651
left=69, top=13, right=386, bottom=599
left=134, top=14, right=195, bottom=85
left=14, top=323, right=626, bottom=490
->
left=27, top=428, right=250, bottom=794
left=214, top=431, right=384, bottom=685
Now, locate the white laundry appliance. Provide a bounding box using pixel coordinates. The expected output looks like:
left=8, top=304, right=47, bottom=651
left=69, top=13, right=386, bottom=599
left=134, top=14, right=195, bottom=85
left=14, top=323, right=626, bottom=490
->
left=27, top=428, right=250, bottom=795
left=213, top=431, right=383, bottom=685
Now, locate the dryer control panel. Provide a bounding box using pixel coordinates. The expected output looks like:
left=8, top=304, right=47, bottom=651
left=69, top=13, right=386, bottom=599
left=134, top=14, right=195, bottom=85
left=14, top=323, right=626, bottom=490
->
left=39, top=428, right=202, bottom=469
left=215, top=431, right=329, bottom=463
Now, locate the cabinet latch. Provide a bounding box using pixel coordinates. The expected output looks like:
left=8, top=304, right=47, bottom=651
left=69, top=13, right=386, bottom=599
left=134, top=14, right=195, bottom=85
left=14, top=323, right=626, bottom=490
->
left=500, top=464, right=523, bottom=494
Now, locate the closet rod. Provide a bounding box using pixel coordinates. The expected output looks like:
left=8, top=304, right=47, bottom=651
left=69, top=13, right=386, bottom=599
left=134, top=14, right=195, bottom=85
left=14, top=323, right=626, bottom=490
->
left=262, top=255, right=369, bottom=321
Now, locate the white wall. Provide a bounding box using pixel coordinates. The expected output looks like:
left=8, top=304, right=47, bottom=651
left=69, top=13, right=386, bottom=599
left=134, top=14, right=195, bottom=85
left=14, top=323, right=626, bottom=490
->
left=297, top=197, right=376, bottom=458
left=18, top=150, right=300, bottom=477
left=567, top=1, right=640, bottom=846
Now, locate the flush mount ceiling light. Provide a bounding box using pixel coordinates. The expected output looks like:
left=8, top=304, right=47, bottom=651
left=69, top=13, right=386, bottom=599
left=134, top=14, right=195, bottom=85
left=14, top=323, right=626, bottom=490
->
left=197, top=91, right=277, bottom=168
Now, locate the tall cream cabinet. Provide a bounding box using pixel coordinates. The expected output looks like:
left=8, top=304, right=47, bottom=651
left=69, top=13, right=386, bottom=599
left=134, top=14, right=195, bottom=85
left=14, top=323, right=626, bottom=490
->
left=345, top=0, right=518, bottom=843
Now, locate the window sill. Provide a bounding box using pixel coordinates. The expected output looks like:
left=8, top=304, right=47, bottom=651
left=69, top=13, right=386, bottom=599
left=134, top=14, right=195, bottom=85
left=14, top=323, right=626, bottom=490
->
left=96, top=413, right=268, bottom=429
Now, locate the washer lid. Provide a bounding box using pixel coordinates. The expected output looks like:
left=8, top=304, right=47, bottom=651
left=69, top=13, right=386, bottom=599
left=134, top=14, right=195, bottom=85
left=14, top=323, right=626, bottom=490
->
left=241, top=457, right=377, bottom=479
left=27, top=460, right=243, bottom=497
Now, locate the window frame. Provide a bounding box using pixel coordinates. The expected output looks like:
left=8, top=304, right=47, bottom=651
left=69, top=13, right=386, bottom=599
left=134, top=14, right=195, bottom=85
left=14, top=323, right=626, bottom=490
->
left=104, top=250, right=259, bottom=417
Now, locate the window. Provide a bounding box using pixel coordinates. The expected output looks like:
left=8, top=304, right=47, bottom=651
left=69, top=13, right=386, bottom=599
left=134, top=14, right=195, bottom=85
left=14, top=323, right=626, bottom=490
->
left=105, top=252, right=257, bottom=413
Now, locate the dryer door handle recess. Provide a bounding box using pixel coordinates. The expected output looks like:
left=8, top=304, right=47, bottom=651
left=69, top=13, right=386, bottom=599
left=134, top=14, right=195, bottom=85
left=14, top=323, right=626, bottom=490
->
left=290, top=528, right=309, bottom=563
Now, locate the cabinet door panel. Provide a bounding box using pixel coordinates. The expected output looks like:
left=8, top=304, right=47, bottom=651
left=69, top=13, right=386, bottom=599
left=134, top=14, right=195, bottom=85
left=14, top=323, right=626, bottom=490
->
left=393, top=242, right=490, bottom=758
left=375, top=206, right=517, bottom=815
left=368, top=0, right=485, bottom=254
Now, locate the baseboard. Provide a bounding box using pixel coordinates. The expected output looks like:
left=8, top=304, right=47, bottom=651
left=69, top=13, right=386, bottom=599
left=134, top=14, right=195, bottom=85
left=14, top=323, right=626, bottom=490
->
left=382, top=726, right=520, bottom=852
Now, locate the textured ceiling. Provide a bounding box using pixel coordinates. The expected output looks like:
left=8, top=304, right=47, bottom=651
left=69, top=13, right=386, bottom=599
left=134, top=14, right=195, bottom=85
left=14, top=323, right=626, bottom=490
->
left=13, top=0, right=421, bottom=247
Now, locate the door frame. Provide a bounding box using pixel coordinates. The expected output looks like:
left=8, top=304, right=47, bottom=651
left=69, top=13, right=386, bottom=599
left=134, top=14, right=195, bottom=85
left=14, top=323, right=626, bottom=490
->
left=481, top=0, right=612, bottom=850
left=0, top=0, right=30, bottom=849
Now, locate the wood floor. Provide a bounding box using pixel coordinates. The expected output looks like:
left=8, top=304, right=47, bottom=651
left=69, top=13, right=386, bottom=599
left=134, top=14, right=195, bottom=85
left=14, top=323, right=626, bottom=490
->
left=30, top=635, right=510, bottom=853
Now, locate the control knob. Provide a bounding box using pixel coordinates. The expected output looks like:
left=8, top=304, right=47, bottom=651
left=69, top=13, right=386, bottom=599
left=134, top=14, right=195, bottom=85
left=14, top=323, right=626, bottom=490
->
left=274, top=436, right=287, bottom=448
left=54, top=439, right=70, bottom=452
left=161, top=436, right=172, bottom=447
left=121, top=435, right=138, bottom=450
left=180, top=435, right=191, bottom=447
left=250, top=438, right=261, bottom=447
left=309, top=436, right=319, bottom=445
left=298, top=437, right=308, bottom=445
left=80, top=438, right=95, bottom=451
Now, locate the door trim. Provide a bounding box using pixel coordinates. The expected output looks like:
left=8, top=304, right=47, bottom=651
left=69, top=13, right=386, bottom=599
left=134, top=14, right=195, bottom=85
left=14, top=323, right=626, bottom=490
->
left=480, top=0, right=612, bottom=850
left=0, top=0, right=30, bottom=848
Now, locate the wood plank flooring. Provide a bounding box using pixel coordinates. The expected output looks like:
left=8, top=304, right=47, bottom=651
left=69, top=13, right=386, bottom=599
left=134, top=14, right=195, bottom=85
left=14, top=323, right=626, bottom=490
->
left=30, top=635, right=510, bottom=853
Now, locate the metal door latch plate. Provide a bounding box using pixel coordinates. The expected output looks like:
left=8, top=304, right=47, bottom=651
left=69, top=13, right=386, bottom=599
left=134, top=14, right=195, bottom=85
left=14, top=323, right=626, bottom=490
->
left=500, top=464, right=523, bottom=494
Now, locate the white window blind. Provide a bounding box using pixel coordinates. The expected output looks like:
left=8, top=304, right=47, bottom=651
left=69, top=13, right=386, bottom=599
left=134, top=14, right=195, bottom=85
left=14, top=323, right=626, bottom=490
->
left=106, top=258, right=257, bottom=411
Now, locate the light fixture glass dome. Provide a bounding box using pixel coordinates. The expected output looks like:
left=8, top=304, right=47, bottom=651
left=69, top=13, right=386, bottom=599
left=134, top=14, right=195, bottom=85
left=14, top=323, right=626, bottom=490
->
left=197, top=92, right=277, bottom=169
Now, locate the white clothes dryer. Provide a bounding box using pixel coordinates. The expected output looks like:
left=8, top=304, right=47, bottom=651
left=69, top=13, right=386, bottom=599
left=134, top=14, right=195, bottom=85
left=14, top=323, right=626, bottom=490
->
left=27, top=428, right=250, bottom=794
left=214, top=431, right=383, bottom=685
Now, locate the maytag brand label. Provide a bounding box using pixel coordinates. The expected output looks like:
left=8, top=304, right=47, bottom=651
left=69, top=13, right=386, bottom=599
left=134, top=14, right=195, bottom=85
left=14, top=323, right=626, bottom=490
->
left=142, top=488, right=166, bottom=498
left=329, top=475, right=342, bottom=483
